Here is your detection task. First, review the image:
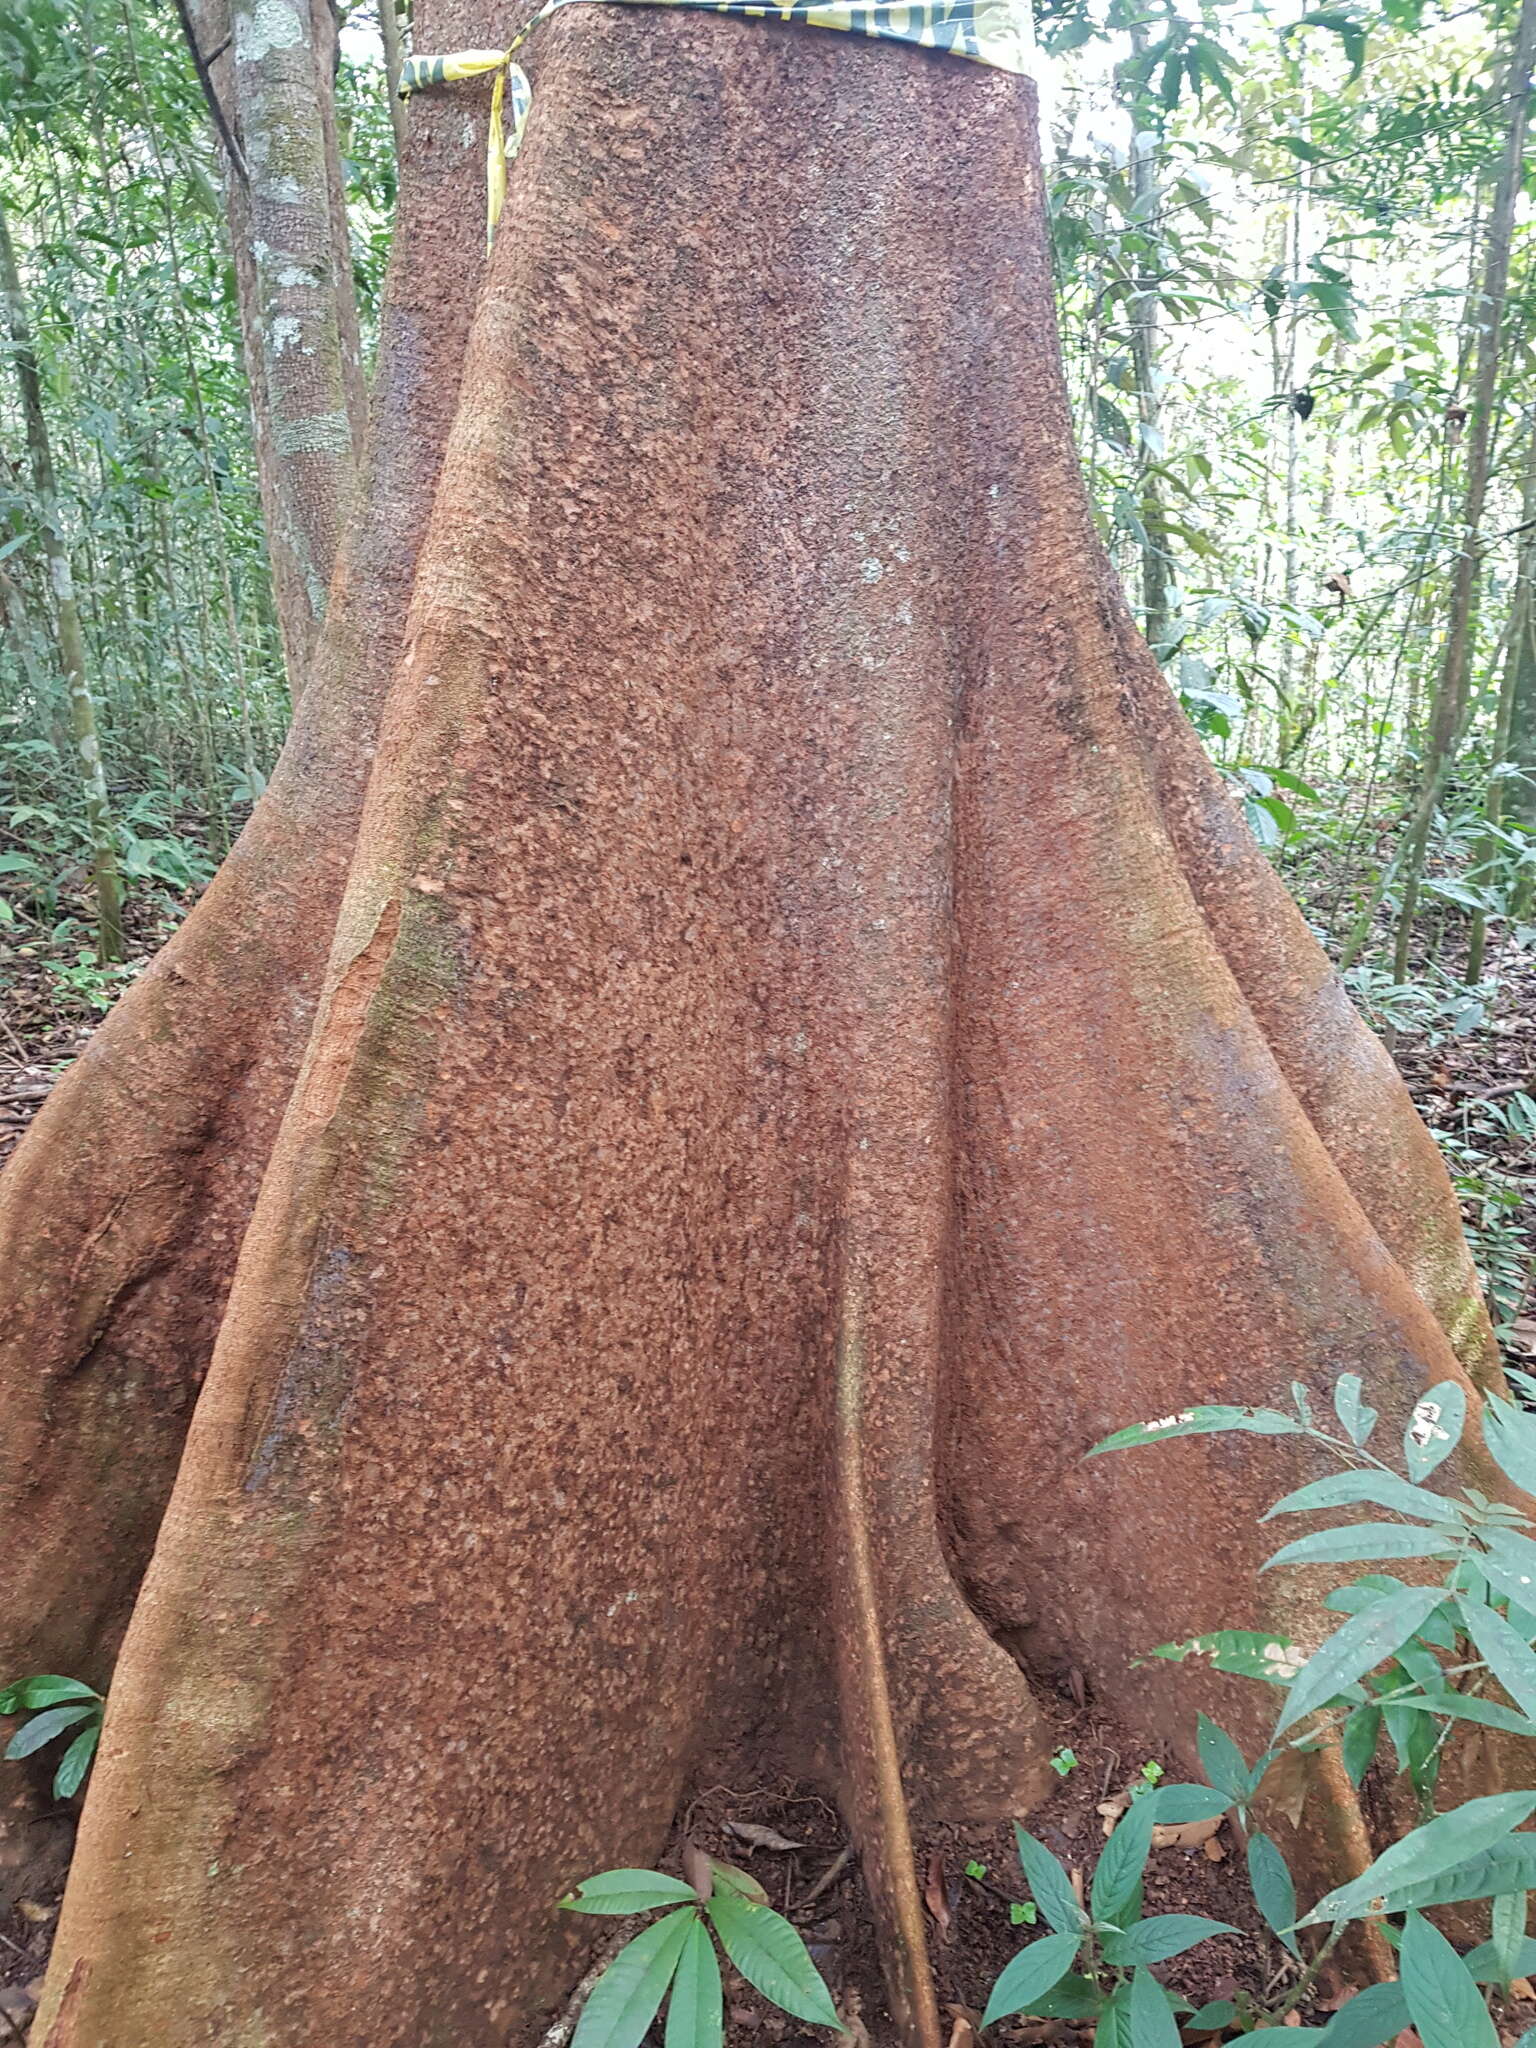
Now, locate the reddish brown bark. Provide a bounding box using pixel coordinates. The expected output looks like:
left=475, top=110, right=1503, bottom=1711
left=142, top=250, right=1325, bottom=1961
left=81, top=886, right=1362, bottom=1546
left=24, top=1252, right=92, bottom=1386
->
left=11, top=14, right=1517, bottom=2048
left=0, top=0, right=487, bottom=1902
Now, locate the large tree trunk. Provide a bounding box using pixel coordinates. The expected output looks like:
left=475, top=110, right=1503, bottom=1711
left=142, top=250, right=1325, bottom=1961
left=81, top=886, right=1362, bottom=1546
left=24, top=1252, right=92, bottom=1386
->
left=0, top=0, right=488, bottom=1906
left=10, top=15, right=1514, bottom=2046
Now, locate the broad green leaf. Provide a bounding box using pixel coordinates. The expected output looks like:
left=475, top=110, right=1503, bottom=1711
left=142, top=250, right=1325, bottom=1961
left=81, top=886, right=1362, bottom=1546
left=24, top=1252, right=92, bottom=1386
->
left=1457, top=1596, right=1536, bottom=1719
left=980, top=1930, right=1085, bottom=2028
left=1487, top=1890, right=1528, bottom=1989
left=1276, top=1583, right=1445, bottom=1735
left=572, top=1910, right=695, bottom=2048
left=1092, top=1981, right=1134, bottom=2048
left=1244, top=2033, right=1328, bottom=2042
left=0, top=1676, right=100, bottom=1713
left=704, top=1888, right=842, bottom=2030
left=1316, top=1979, right=1410, bottom=2048
left=1087, top=1406, right=1304, bottom=1456
left=1405, top=1383, right=1466, bottom=1481
left=1186, top=2004, right=1236, bottom=2032
left=1262, top=1524, right=1461, bottom=1572
left=1247, top=1832, right=1299, bottom=1957
left=1013, top=1824, right=1089, bottom=1934
left=1481, top=1528, right=1536, bottom=1613
left=1334, top=1374, right=1378, bottom=1447
left=1399, top=1910, right=1498, bottom=2048
left=1483, top=1396, right=1536, bottom=1499
left=1341, top=1704, right=1381, bottom=1786
left=1298, top=1792, right=1536, bottom=1925
left=559, top=1870, right=699, bottom=1916
left=52, top=1722, right=98, bottom=1800
left=1091, top=1794, right=1156, bottom=1927
left=664, top=1916, right=722, bottom=2048
left=1263, top=1471, right=1463, bottom=1525
left=1463, top=1929, right=1536, bottom=1983
left=1195, top=1713, right=1254, bottom=1805
left=1127, top=1966, right=1180, bottom=2047
left=1146, top=1782, right=1230, bottom=1824
left=4, top=1702, right=97, bottom=1760
left=1023, top=1972, right=1104, bottom=2020
left=706, top=1857, right=768, bottom=1905
left=1101, top=1913, right=1234, bottom=1967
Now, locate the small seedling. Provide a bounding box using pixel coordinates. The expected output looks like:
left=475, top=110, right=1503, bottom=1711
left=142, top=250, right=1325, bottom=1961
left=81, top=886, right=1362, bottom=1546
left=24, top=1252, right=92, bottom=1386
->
left=963, top=1859, right=987, bottom=1879
left=1049, top=1746, right=1079, bottom=1777
left=984, top=1793, right=1236, bottom=2032
left=1009, top=1901, right=1038, bottom=1927
left=558, top=1847, right=844, bottom=2047
left=0, top=1674, right=103, bottom=1799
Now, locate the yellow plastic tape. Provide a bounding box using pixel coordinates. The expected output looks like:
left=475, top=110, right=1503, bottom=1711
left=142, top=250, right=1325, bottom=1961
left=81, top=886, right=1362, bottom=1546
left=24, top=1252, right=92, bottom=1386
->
left=401, top=0, right=1034, bottom=243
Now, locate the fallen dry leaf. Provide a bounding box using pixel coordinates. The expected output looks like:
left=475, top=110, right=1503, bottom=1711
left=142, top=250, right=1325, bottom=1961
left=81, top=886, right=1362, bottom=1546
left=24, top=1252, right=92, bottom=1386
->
left=725, top=1821, right=802, bottom=1853
left=1151, top=1815, right=1222, bottom=1850
left=1510, top=1975, right=1534, bottom=1998
left=681, top=1840, right=713, bottom=1905
left=924, top=1847, right=952, bottom=1942
left=945, top=2019, right=978, bottom=2048
left=1202, top=1832, right=1227, bottom=1863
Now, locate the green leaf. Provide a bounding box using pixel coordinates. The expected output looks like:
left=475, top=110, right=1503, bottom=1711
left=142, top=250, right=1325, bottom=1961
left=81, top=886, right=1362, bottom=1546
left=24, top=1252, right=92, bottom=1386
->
left=1277, top=135, right=1327, bottom=161
left=1484, top=1396, right=1536, bottom=1498
left=1341, top=1705, right=1381, bottom=1786
left=1195, top=1714, right=1254, bottom=1805
left=1149, top=1630, right=1302, bottom=1684
left=1087, top=1406, right=1304, bottom=1456
left=1092, top=1981, right=1134, bottom=2048
left=1487, top=1890, right=1528, bottom=1989
left=1405, top=1383, right=1466, bottom=1481
left=1262, top=1524, right=1462, bottom=1572
left=1399, top=1910, right=1498, bottom=2048
left=704, top=1888, right=842, bottom=2031
left=706, top=1857, right=768, bottom=1905
left=1101, top=1914, right=1234, bottom=1967
left=1263, top=1472, right=1462, bottom=1525
left=559, top=1870, right=700, bottom=1916
left=1091, top=1794, right=1156, bottom=1927
left=1247, top=1832, right=1299, bottom=1957
left=572, top=1909, right=695, bottom=2048
left=1298, top=1792, right=1536, bottom=1925
left=1380, top=1691, right=1536, bottom=1738
left=4, top=1703, right=97, bottom=1760
left=0, top=1676, right=101, bottom=1713
left=1464, top=1926, right=1536, bottom=1984
left=1277, top=1583, right=1447, bottom=1736
left=981, top=1930, right=1085, bottom=2028
left=1481, top=1528, right=1536, bottom=1613
left=665, top=1915, right=723, bottom=2048
left=1013, top=1824, right=1089, bottom=1934
left=1317, top=1980, right=1410, bottom=2048
left=1186, top=2005, right=1236, bottom=2033
left=52, top=1722, right=98, bottom=1800
left=1127, top=1966, right=1180, bottom=2047
left=1457, top=1596, right=1536, bottom=1719
left=1146, top=1783, right=1230, bottom=1824
left=1024, top=1972, right=1104, bottom=2020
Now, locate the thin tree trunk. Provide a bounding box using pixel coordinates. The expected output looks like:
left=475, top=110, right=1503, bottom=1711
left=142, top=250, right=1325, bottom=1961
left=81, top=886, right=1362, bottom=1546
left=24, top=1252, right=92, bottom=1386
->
left=23, top=23, right=1509, bottom=2044
left=1126, top=29, right=1173, bottom=659
left=0, top=193, right=124, bottom=962
left=1392, top=0, right=1536, bottom=983
left=187, top=0, right=366, bottom=696
left=1467, top=411, right=1536, bottom=971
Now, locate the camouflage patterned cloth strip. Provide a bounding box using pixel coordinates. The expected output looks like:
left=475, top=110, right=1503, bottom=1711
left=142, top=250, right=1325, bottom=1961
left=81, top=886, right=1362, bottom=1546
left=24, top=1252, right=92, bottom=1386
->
left=400, top=0, right=1034, bottom=243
